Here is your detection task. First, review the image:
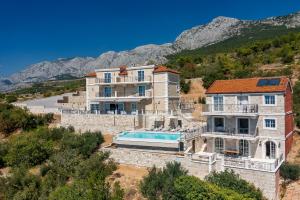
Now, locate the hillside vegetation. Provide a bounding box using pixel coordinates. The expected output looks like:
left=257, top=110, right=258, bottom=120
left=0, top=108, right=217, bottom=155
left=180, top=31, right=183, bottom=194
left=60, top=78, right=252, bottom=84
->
left=167, top=31, right=300, bottom=87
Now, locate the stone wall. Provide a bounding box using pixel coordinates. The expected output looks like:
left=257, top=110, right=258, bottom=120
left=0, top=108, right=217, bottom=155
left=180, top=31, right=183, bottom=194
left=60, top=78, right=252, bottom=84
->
left=60, top=113, right=142, bottom=133
left=104, top=147, right=279, bottom=200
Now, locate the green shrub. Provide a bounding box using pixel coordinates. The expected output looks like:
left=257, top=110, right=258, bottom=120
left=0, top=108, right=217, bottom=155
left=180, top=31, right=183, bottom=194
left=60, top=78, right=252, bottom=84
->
left=174, top=176, right=247, bottom=200
left=180, top=80, right=191, bottom=94
left=280, top=162, right=300, bottom=181
left=4, top=133, right=53, bottom=167
left=140, top=162, right=188, bottom=200
left=5, top=95, right=17, bottom=103
left=0, top=142, right=8, bottom=167
left=205, top=170, right=264, bottom=199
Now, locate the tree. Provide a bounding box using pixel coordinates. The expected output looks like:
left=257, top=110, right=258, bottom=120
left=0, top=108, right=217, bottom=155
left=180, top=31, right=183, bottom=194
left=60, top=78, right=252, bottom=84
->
left=205, top=170, right=264, bottom=199
left=280, top=162, right=300, bottom=182
left=174, top=176, right=245, bottom=200
left=140, top=162, right=188, bottom=200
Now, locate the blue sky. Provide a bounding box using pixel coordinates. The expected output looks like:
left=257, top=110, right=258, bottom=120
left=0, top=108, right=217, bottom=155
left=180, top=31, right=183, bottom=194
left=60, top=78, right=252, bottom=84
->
left=1, top=0, right=300, bottom=76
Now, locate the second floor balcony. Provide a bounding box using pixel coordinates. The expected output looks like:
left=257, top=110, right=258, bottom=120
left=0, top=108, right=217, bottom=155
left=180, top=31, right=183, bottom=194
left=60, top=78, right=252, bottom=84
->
left=202, top=104, right=258, bottom=116
left=89, top=75, right=152, bottom=85
left=95, top=90, right=152, bottom=99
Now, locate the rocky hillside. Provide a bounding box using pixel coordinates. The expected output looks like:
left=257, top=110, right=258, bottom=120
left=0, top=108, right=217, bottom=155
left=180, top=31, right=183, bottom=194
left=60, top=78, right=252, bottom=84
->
left=2, top=11, right=300, bottom=91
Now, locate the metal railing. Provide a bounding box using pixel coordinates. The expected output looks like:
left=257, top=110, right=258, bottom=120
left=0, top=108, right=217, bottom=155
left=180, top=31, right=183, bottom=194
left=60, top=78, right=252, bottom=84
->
left=94, top=75, right=152, bottom=84
left=202, top=104, right=258, bottom=114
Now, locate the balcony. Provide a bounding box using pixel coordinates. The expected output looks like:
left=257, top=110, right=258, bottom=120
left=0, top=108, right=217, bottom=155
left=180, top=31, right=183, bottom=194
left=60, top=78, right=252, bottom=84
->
left=202, top=104, right=258, bottom=116
left=90, top=76, right=152, bottom=85
left=95, top=90, right=152, bottom=99
left=202, top=126, right=259, bottom=140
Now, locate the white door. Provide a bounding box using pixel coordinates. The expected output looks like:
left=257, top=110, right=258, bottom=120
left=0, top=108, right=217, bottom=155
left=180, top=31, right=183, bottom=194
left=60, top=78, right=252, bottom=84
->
left=237, top=96, right=248, bottom=112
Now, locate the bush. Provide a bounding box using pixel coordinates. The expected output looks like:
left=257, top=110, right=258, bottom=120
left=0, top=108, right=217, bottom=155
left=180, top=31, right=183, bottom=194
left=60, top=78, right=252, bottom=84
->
left=198, top=96, right=206, bottom=104
left=4, top=133, right=53, bottom=167
left=140, top=162, right=188, bottom=200
left=280, top=162, right=300, bottom=181
left=5, top=95, right=17, bottom=103
left=175, top=176, right=247, bottom=200
left=205, top=170, right=264, bottom=199
left=180, top=80, right=191, bottom=94
left=0, top=143, right=8, bottom=167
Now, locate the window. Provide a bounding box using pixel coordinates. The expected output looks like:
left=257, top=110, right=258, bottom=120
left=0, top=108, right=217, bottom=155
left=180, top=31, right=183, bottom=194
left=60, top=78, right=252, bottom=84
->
left=214, top=117, right=225, bottom=132
left=103, top=87, right=112, bottom=97
left=131, top=103, right=137, bottom=112
left=215, top=138, right=224, bottom=154
left=138, top=85, right=146, bottom=96
left=138, top=70, right=144, bottom=82
left=104, top=73, right=111, bottom=83
left=239, top=140, right=249, bottom=157
left=264, top=95, right=275, bottom=105
left=264, top=118, right=276, bottom=129
left=90, top=103, right=100, bottom=113
left=213, top=96, right=224, bottom=111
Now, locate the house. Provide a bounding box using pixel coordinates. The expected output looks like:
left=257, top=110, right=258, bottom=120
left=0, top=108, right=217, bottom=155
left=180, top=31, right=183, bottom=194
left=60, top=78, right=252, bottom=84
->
left=199, top=76, right=293, bottom=161
left=85, top=65, right=180, bottom=115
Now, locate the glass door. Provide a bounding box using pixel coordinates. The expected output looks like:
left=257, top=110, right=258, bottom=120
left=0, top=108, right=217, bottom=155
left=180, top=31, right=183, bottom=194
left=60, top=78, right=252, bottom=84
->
left=213, top=96, right=223, bottom=111
left=238, top=118, right=249, bottom=134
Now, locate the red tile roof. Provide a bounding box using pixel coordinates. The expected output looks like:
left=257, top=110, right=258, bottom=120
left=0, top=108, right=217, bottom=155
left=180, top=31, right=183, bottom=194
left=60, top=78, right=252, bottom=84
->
left=206, top=77, right=291, bottom=94
left=85, top=72, right=96, bottom=77
left=119, top=66, right=128, bottom=76
left=153, top=66, right=180, bottom=74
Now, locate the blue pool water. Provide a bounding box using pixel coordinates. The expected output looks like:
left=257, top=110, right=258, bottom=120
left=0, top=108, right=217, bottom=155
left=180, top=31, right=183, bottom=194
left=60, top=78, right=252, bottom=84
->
left=118, top=131, right=181, bottom=141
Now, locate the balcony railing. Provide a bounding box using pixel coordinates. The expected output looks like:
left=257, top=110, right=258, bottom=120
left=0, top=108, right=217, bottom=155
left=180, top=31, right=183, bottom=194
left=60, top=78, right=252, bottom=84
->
left=202, top=104, right=258, bottom=114
left=204, top=126, right=259, bottom=137
left=93, top=75, right=152, bottom=84
left=223, top=153, right=284, bottom=172
left=95, top=90, right=152, bottom=98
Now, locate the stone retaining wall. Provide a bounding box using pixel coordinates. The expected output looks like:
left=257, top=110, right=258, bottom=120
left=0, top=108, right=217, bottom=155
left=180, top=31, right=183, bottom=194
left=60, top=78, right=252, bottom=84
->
left=61, top=113, right=142, bottom=133
left=104, top=148, right=279, bottom=200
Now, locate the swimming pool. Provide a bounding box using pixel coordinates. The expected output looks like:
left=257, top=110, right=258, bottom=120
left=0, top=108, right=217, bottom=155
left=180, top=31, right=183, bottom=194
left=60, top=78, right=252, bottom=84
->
left=113, top=131, right=183, bottom=151
left=118, top=131, right=181, bottom=141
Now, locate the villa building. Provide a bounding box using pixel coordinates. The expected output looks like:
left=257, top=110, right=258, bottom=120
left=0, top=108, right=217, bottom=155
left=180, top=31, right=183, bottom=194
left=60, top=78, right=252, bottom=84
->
left=198, top=77, right=293, bottom=162
left=85, top=65, right=180, bottom=115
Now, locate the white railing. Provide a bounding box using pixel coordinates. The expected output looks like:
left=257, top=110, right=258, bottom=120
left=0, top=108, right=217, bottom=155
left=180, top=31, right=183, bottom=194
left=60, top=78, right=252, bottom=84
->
left=95, top=90, right=152, bottom=98
left=204, top=127, right=259, bottom=138
left=203, top=104, right=258, bottom=114
left=94, top=75, right=152, bottom=84
left=223, top=154, right=284, bottom=172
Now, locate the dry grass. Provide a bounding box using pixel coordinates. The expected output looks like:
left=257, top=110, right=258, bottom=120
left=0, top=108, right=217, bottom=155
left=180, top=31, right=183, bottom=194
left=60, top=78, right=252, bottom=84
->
left=110, top=164, right=148, bottom=200
left=286, top=131, right=300, bottom=164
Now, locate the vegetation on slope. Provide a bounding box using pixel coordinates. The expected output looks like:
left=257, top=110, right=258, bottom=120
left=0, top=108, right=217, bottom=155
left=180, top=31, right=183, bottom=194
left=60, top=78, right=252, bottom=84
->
left=0, top=127, right=124, bottom=200
left=0, top=103, right=53, bottom=137
left=167, top=31, right=300, bottom=88
left=140, top=162, right=264, bottom=200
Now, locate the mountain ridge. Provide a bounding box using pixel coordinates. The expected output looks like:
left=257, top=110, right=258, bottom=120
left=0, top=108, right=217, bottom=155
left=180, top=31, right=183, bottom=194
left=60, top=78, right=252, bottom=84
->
left=1, top=11, right=300, bottom=91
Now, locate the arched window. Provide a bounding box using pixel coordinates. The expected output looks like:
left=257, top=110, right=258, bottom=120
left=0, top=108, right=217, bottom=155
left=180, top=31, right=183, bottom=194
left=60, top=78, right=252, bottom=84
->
left=215, top=138, right=224, bottom=154
left=265, top=141, right=276, bottom=159
left=239, top=140, right=249, bottom=157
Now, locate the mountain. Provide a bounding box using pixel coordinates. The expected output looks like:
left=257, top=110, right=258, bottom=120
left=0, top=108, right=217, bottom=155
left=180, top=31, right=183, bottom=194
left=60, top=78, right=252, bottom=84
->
left=2, top=11, right=300, bottom=91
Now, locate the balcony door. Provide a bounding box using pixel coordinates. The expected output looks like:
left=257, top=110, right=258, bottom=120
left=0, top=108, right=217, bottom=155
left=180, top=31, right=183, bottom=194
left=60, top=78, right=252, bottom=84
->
left=103, top=87, right=112, bottom=97
left=213, top=117, right=225, bottom=132
left=237, top=96, right=249, bottom=112
left=104, top=73, right=111, bottom=83
left=237, top=118, right=249, bottom=134
left=138, top=70, right=144, bottom=82
left=213, top=96, right=223, bottom=111
left=265, top=141, right=276, bottom=159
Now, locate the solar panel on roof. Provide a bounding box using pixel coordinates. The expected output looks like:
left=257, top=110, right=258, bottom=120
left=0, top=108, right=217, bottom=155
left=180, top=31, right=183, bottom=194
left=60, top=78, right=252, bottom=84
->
left=257, top=78, right=280, bottom=86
